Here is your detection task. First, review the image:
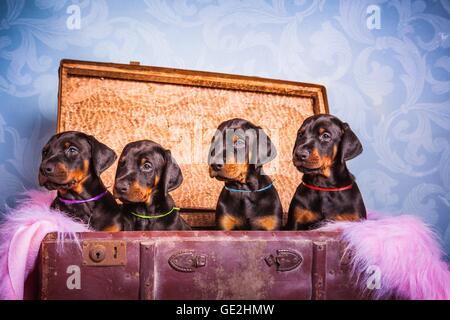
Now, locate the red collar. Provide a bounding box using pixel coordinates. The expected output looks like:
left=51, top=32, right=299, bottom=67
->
left=302, top=182, right=353, bottom=192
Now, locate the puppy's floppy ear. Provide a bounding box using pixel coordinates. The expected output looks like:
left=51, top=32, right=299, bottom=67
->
left=87, top=135, right=117, bottom=177
left=162, top=150, right=183, bottom=195
left=340, top=123, right=363, bottom=162
left=292, top=127, right=303, bottom=154
left=253, top=127, right=277, bottom=167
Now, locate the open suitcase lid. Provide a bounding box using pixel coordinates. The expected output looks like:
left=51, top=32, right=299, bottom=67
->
left=57, top=59, right=329, bottom=212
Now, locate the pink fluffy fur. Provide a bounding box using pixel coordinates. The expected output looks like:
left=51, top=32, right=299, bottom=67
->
left=320, top=212, right=450, bottom=300
left=0, top=190, right=89, bottom=300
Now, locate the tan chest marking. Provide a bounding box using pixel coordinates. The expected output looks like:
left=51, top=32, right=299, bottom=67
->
left=219, top=214, right=243, bottom=231
left=254, top=215, right=278, bottom=231
left=101, top=223, right=122, bottom=232
left=333, top=213, right=362, bottom=222
left=294, top=207, right=320, bottom=224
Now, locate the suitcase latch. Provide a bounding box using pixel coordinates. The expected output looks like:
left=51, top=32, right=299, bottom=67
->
left=265, top=249, right=302, bottom=272
left=82, top=241, right=126, bottom=266
left=168, top=251, right=207, bottom=272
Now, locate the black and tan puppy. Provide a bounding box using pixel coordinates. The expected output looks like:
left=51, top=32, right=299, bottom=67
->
left=113, top=140, right=190, bottom=231
left=39, top=131, right=122, bottom=231
left=286, top=114, right=366, bottom=230
left=208, top=118, right=283, bottom=231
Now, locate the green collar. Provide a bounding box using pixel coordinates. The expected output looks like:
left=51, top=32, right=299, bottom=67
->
left=130, top=207, right=180, bottom=219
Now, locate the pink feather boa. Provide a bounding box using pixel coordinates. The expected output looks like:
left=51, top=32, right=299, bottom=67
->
left=320, top=212, right=450, bottom=300
left=0, top=191, right=448, bottom=300
left=0, top=190, right=89, bottom=300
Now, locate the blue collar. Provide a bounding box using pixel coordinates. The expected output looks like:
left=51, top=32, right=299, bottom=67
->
left=224, top=181, right=274, bottom=193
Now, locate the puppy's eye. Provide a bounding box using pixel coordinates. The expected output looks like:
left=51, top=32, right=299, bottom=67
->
left=141, top=162, right=153, bottom=172
left=66, top=146, right=79, bottom=155
left=320, top=132, right=331, bottom=141
left=233, top=138, right=245, bottom=149
left=42, top=149, right=48, bottom=157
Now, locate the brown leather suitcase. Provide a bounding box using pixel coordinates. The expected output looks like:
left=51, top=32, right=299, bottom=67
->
left=38, top=59, right=365, bottom=299
left=39, top=230, right=362, bottom=300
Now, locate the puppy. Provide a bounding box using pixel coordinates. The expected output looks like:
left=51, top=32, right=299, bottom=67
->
left=39, top=131, right=122, bottom=231
left=286, top=114, right=366, bottom=230
left=113, top=140, right=190, bottom=231
left=208, top=118, right=283, bottom=231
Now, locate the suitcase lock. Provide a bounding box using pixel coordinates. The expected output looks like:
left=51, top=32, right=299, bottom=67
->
left=89, top=245, right=106, bottom=262
left=82, top=241, right=127, bottom=266
left=265, top=249, right=303, bottom=272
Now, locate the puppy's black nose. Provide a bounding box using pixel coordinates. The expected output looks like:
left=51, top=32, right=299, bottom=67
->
left=211, top=164, right=223, bottom=171
left=115, top=181, right=129, bottom=194
left=41, top=165, right=54, bottom=175
left=296, top=149, right=310, bottom=161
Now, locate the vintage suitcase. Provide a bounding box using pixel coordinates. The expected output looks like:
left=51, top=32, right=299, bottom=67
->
left=39, top=231, right=362, bottom=300
left=38, top=59, right=365, bottom=299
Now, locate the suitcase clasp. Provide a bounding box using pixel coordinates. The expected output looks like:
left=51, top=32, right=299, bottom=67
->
left=168, top=251, right=207, bottom=272
left=82, top=241, right=127, bottom=266
left=265, top=249, right=303, bottom=272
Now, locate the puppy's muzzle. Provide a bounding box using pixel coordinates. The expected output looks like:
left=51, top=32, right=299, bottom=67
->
left=293, top=147, right=322, bottom=171
left=209, top=164, right=223, bottom=178
left=293, top=147, right=312, bottom=166
left=40, top=164, right=54, bottom=175
left=210, top=163, right=223, bottom=171
left=38, top=161, right=69, bottom=186
left=113, top=180, right=129, bottom=197
left=38, top=165, right=51, bottom=185
left=294, top=149, right=310, bottom=161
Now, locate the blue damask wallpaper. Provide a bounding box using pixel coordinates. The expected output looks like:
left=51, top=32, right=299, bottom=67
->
left=0, top=0, right=449, bottom=254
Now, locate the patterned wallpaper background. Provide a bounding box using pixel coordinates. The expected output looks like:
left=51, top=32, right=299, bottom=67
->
left=0, top=0, right=449, bottom=255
